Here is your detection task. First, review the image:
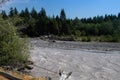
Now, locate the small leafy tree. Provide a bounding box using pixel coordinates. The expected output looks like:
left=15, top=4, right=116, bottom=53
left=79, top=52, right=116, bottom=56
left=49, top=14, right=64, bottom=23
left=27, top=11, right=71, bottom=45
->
left=0, top=18, right=29, bottom=67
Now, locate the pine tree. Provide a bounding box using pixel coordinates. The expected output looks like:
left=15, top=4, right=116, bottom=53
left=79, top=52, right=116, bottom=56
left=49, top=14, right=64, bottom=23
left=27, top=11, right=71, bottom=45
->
left=118, top=13, right=120, bottom=19
left=60, top=9, right=66, bottom=21
left=24, top=8, right=30, bottom=19
left=1, top=10, right=8, bottom=19
left=38, top=8, right=46, bottom=18
left=19, top=10, right=25, bottom=17
left=9, top=7, right=14, bottom=17
left=14, top=7, right=18, bottom=15
left=31, top=7, right=38, bottom=19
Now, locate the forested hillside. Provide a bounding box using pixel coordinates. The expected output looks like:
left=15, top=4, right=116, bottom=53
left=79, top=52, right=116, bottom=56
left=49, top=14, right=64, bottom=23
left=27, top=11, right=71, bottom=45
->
left=1, top=7, right=120, bottom=42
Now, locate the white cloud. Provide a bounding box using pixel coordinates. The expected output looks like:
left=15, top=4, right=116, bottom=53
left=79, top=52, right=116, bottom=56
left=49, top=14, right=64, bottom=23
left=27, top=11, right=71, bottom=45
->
left=0, top=0, right=10, bottom=10
left=0, top=0, right=30, bottom=11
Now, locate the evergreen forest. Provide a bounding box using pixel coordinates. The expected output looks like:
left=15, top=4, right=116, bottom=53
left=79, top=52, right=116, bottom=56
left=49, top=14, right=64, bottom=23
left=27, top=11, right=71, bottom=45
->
left=1, top=7, right=120, bottom=42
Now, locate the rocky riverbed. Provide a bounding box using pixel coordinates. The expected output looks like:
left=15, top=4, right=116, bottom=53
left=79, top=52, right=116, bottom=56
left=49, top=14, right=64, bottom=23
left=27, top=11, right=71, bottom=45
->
left=29, top=38, right=120, bottom=80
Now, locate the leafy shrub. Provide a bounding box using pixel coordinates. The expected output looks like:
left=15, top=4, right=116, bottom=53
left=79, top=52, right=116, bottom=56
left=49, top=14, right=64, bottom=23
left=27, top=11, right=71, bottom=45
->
left=0, top=18, right=29, bottom=67
left=111, top=36, right=120, bottom=42
left=81, top=37, right=87, bottom=42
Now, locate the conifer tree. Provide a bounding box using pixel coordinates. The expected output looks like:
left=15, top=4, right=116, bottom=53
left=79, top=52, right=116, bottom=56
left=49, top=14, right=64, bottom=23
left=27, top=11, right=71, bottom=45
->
left=24, top=8, right=30, bottom=20
left=19, top=10, right=25, bottom=17
left=1, top=10, right=8, bottom=19
left=14, top=7, right=18, bottom=15
left=60, top=9, right=66, bottom=21
left=31, top=7, right=38, bottom=19
left=9, top=7, right=14, bottom=17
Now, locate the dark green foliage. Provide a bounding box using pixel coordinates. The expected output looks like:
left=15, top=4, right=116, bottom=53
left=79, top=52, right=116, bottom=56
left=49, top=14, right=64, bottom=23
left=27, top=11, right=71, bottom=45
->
left=14, top=7, right=18, bottom=15
left=9, top=7, right=14, bottom=17
left=60, top=9, right=66, bottom=21
left=48, top=20, right=59, bottom=35
left=38, top=8, right=47, bottom=18
left=31, top=7, right=38, bottom=19
left=1, top=10, right=8, bottom=19
left=9, top=7, right=19, bottom=17
left=24, top=8, right=30, bottom=20
left=19, top=10, right=25, bottom=17
left=0, top=7, right=120, bottom=42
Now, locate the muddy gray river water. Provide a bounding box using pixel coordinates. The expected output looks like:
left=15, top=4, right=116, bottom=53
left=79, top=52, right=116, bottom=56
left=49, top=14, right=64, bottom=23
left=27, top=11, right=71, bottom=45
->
left=29, top=38, right=120, bottom=80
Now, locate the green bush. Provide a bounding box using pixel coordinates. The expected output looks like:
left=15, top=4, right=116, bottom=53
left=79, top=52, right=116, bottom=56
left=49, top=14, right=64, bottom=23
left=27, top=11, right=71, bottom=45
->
left=81, top=37, right=87, bottom=42
left=0, top=19, right=29, bottom=67
left=111, top=36, right=120, bottom=42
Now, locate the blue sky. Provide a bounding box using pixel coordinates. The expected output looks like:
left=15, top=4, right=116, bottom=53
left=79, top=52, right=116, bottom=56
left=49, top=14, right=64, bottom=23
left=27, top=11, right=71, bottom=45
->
left=2, top=0, right=120, bottom=19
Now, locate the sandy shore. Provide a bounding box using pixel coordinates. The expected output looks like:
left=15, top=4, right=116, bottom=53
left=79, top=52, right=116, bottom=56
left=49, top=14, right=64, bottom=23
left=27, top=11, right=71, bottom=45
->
left=29, top=38, right=120, bottom=80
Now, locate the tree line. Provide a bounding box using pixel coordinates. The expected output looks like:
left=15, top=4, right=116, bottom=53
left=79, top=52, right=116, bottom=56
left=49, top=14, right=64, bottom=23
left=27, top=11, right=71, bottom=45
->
left=1, top=7, right=120, bottom=41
